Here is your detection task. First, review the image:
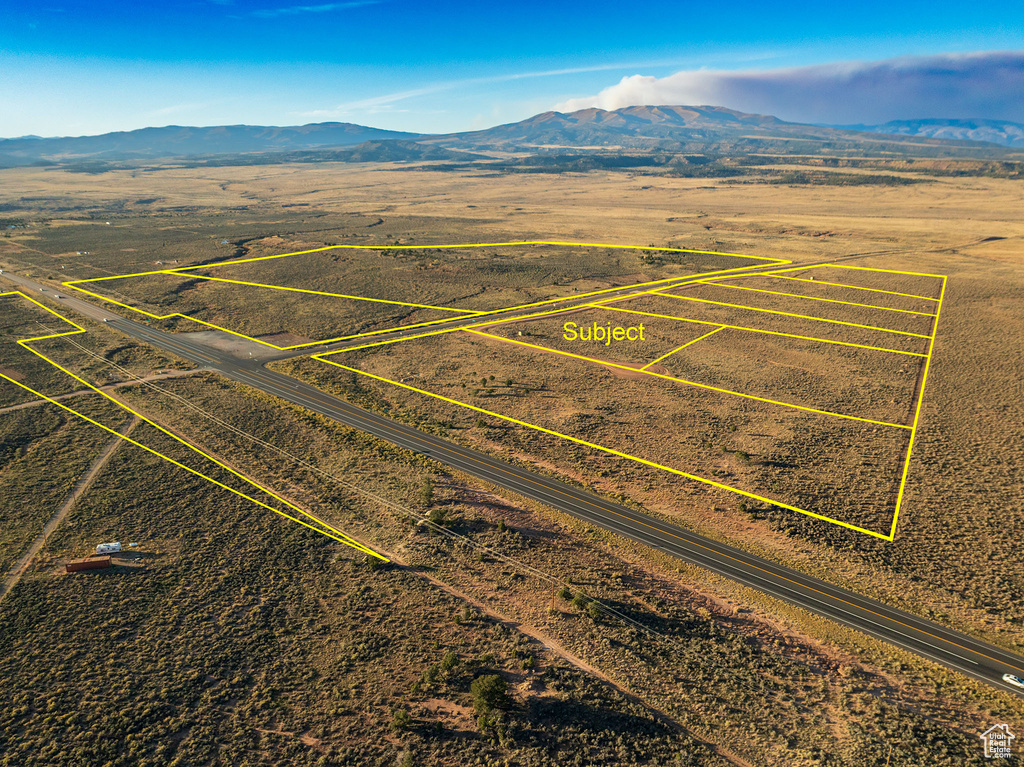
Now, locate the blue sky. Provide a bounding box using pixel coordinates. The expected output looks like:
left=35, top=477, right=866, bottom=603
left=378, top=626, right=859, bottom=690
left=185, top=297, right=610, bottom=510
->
left=2, top=0, right=1023, bottom=137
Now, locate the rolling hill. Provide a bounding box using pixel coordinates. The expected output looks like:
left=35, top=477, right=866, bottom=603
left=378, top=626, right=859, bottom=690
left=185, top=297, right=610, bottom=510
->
left=428, top=105, right=1017, bottom=157
left=3, top=106, right=1021, bottom=168
left=0, top=122, right=419, bottom=165
left=831, top=118, right=1024, bottom=148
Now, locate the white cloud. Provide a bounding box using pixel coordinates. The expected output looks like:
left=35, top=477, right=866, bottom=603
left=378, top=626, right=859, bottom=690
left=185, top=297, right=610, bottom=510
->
left=251, top=1, right=378, bottom=19
left=297, top=62, right=664, bottom=121
left=554, top=51, right=1024, bottom=124
left=148, top=102, right=209, bottom=118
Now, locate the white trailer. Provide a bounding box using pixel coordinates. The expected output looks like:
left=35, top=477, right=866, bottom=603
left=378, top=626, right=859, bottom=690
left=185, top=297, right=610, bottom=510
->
left=96, top=542, right=122, bottom=555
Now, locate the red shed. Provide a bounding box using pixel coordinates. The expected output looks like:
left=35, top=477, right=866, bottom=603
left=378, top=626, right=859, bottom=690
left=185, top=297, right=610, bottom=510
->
left=65, top=556, right=113, bottom=574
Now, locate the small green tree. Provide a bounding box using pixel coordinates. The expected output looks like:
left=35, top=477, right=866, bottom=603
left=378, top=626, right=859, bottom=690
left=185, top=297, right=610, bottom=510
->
left=391, top=709, right=413, bottom=732
left=557, top=585, right=572, bottom=601
left=420, top=478, right=435, bottom=507
left=471, top=674, right=509, bottom=714
left=422, top=664, right=439, bottom=684
left=440, top=650, right=460, bottom=672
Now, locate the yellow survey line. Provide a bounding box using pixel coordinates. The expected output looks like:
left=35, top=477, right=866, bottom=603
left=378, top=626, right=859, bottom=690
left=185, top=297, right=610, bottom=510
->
left=316, top=256, right=946, bottom=541
left=0, top=291, right=387, bottom=560
left=335, top=303, right=593, bottom=353
left=295, top=314, right=484, bottom=345
left=291, top=314, right=482, bottom=347
left=314, top=355, right=893, bottom=540
left=54, top=244, right=947, bottom=540
left=888, top=275, right=947, bottom=539
left=160, top=240, right=786, bottom=272
left=329, top=263, right=785, bottom=354
left=641, top=327, right=725, bottom=370
left=485, top=263, right=787, bottom=316
left=710, top=273, right=941, bottom=302
left=62, top=241, right=788, bottom=352
left=63, top=282, right=479, bottom=352
left=336, top=265, right=765, bottom=354
left=824, top=264, right=946, bottom=278
left=691, top=280, right=938, bottom=316
left=179, top=274, right=486, bottom=313
left=648, top=291, right=931, bottom=338
left=465, top=329, right=910, bottom=429
left=312, top=349, right=1024, bottom=676
left=591, top=304, right=927, bottom=357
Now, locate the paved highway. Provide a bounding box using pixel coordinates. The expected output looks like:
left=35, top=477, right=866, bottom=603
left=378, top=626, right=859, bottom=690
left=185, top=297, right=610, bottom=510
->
left=4, top=269, right=1024, bottom=697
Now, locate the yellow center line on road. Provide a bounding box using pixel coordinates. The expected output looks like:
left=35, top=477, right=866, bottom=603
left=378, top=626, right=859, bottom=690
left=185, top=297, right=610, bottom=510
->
left=304, top=357, right=1024, bottom=678
left=0, top=290, right=386, bottom=560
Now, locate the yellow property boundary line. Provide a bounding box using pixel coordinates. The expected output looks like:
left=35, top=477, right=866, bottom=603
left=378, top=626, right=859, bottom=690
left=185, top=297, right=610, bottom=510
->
left=314, top=355, right=902, bottom=538
left=0, top=291, right=387, bottom=561
left=700, top=266, right=941, bottom=300
left=315, top=260, right=946, bottom=541
left=889, top=274, right=947, bottom=539
left=331, top=262, right=793, bottom=355
left=62, top=241, right=787, bottom=351
left=690, top=280, right=938, bottom=316
left=646, top=290, right=932, bottom=338
left=463, top=328, right=910, bottom=429
left=581, top=303, right=928, bottom=357
left=641, top=326, right=725, bottom=371
left=54, top=239, right=946, bottom=540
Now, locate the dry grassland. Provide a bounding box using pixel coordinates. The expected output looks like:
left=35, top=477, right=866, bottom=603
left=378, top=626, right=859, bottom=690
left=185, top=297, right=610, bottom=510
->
left=0, top=397, right=126, bottom=575
left=71, top=243, right=769, bottom=344
left=487, top=308, right=918, bottom=429
left=653, top=280, right=938, bottom=337
left=611, top=293, right=930, bottom=355
left=3, top=356, right=1011, bottom=766
left=1, top=158, right=1023, bottom=761
left=326, top=328, right=909, bottom=535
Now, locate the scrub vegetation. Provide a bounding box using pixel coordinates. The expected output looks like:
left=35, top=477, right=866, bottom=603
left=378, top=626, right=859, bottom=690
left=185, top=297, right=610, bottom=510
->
left=1, top=146, right=1023, bottom=764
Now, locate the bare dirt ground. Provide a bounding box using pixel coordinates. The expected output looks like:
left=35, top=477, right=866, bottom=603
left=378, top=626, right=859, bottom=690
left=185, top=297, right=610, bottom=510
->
left=0, top=370, right=198, bottom=415
left=0, top=414, right=138, bottom=603
left=1, top=159, right=1022, bottom=763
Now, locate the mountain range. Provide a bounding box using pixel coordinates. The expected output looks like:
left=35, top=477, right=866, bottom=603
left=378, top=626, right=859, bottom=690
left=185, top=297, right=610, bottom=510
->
left=2, top=106, right=1022, bottom=168
left=830, top=118, right=1024, bottom=148
left=0, top=122, right=416, bottom=166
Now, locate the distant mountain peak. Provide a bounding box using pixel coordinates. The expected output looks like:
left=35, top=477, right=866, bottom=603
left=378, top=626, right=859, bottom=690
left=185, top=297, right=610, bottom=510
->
left=4, top=106, right=1021, bottom=168
left=828, top=118, right=1024, bottom=148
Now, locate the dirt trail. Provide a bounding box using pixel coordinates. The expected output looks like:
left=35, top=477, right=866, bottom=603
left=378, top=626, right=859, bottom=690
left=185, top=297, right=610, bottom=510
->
left=0, top=415, right=140, bottom=603
left=394, top=557, right=755, bottom=767
left=0, top=370, right=199, bottom=415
